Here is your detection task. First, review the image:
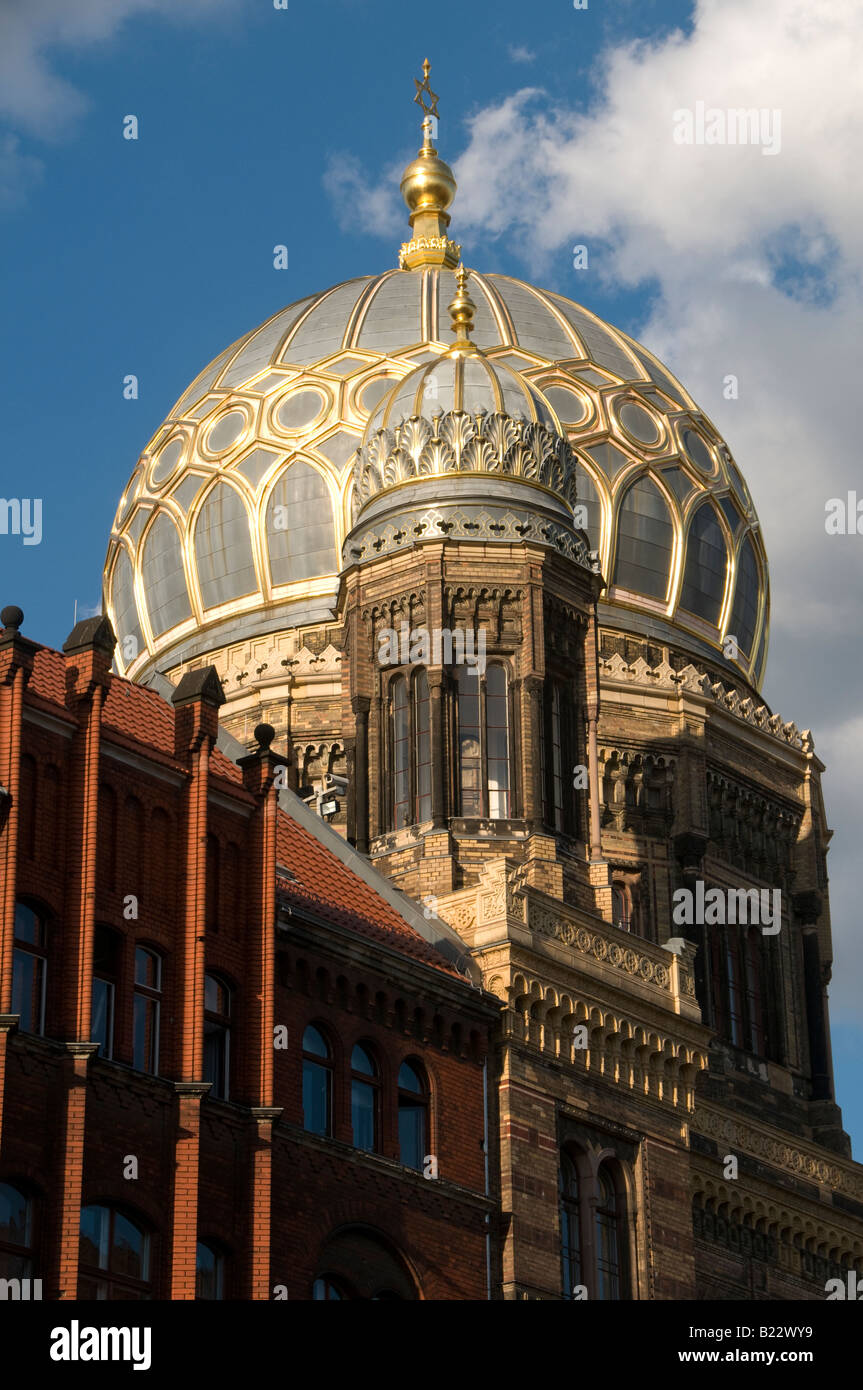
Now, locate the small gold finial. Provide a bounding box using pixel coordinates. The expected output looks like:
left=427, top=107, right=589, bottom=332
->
left=447, top=264, right=477, bottom=355
left=399, top=58, right=461, bottom=271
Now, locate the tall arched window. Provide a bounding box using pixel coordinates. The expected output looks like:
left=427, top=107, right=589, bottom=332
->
left=12, top=901, right=47, bottom=1036
left=679, top=503, right=727, bottom=627
left=79, top=1205, right=151, bottom=1300
left=559, top=1154, right=582, bottom=1298
left=414, top=670, right=432, bottom=823
left=351, top=1044, right=379, bottom=1153
left=486, top=664, right=511, bottom=818
left=0, top=1183, right=36, bottom=1280
left=203, top=974, right=232, bottom=1100
left=392, top=677, right=411, bottom=829
left=595, top=1167, right=623, bottom=1300
left=133, top=947, right=162, bottom=1075
left=194, top=482, right=258, bottom=609
left=725, top=930, right=743, bottom=1048
left=266, top=461, right=337, bottom=585
left=613, top=476, right=674, bottom=600
left=389, top=670, right=433, bottom=830
left=745, top=928, right=766, bottom=1056
left=457, top=663, right=511, bottom=819
left=302, top=1025, right=332, bottom=1137
left=397, top=1060, right=428, bottom=1172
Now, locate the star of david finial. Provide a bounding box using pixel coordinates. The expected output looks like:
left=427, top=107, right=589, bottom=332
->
left=413, top=57, right=439, bottom=122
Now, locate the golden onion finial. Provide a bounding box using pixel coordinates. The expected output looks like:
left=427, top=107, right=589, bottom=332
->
left=399, top=58, right=461, bottom=272
left=447, top=264, right=478, bottom=355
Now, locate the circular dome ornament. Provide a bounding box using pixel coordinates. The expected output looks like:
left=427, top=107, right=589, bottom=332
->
left=617, top=398, right=664, bottom=448
left=203, top=408, right=248, bottom=457
left=150, top=435, right=187, bottom=489
left=273, top=388, right=329, bottom=435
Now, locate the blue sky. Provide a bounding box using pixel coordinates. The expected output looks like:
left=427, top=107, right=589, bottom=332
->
left=1, top=0, right=862, bottom=1157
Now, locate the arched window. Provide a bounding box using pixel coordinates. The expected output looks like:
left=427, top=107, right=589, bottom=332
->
left=302, top=1025, right=332, bottom=1137
left=725, top=930, right=743, bottom=1048
left=312, top=1275, right=348, bottom=1300
left=595, top=1167, right=623, bottom=1300
left=679, top=503, right=727, bottom=626
left=611, top=884, right=630, bottom=932
left=92, top=925, right=121, bottom=1060
left=559, top=1154, right=582, bottom=1298
left=351, top=1044, right=379, bottom=1153
left=729, top=535, right=760, bottom=658
left=486, top=664, right=511, bottom=818
left=745, top=929, right=766, bottom=1056
left=79, top=1204, right=151, bottom=1299
left=141, top=512, right=193, bottom=637
left=392, top=676, right=411, bottom=829
left=196, top=1241, right=226, bottom=1300
left=203, top=974, right=232, bottom=1100
left=457, top=663, right=511, bottom=819
left=0, top=1182, right=36, bottom=1280
left=194, top=482, right=258, bottom=609
left=397, top=1060, right=428, bottom=1172
left=414, top=670, right=432, bottom=823
left=266, top=461, right=337, bottom=585
left=12, top=901, right=47, bottom=1036
left=457, top=666, right=482, bottom=816
left=613, top=476, right=674, bottom=600
left=133, top=947, right=162, bottom=1075
left=389, top=671, right=433, bottom=830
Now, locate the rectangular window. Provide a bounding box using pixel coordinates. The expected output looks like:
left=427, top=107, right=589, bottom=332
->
left=91, top=977, right=115, bottom=1059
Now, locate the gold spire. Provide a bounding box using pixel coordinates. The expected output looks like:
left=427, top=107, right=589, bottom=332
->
left=447, top=264, right=478, bottom=356
left=399, top=58, right=461, bottom=271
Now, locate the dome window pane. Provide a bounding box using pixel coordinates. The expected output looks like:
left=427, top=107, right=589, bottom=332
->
left=110, top=548, right=143, bottom=663
left=729, top=535, right=760, bottom=658
left=679, top=503, right=727, bottom=626
left=141, top=513, right=192, bottom=637
left=681, top=426, right=715, bottom=476
left=574, top=464, right=601, bottom=550
left=194, top=483, right=258, bottom=610
left=544, top=386, right=588, bottom=425
left=275, top=390, right=327, bottom=434
left=359, top=375, right=398, bottom=415
left=618, top=400, right=662, bottom=446
left=151, top=436, right=186, bottom=487
left=205, top=410, right=246, bottom=455
left=613, top=476, right=674, bottom=601
left=266, top=461, right=337, bottom=585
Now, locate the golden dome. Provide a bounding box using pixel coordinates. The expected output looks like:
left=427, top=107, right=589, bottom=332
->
left=102, top=63, right=769, bottom=693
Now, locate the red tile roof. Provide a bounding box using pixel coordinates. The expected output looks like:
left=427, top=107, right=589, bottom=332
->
left=28, top=647, right=242, bottom=785
left=276, top=815, right=461, bottom=980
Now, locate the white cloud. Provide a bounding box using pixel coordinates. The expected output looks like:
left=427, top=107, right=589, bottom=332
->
left=0, top=0, right=239, bottom=145
left=322, top=152, right=404, bottom=240
left=508, top=44, right=536, bottom=64
left=445, top=0, right=863, bottom=1021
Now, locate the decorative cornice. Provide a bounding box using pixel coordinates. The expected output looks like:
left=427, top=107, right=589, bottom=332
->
left=599, top=652, right=812, bottom=752
left=694, top=1102, right=863, bottom=1202
left=353, top=410, right=579, bottom=522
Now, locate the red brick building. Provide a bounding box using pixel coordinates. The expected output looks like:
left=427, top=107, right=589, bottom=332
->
left=0, top=605, right=499, bottom=1300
